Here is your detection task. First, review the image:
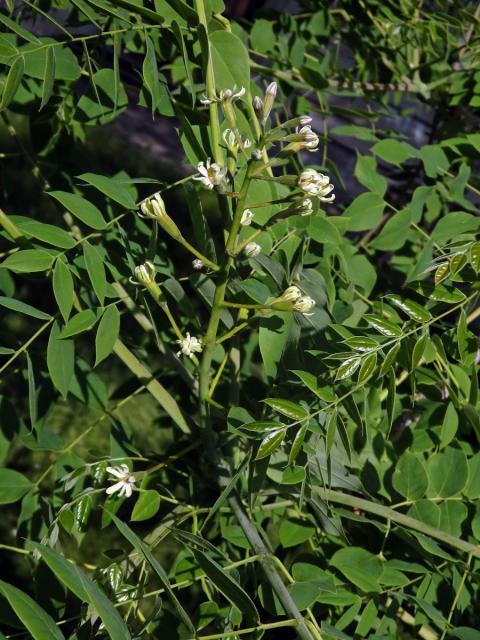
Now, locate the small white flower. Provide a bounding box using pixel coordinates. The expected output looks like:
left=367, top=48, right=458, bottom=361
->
left=297, top=169, right=335, bottom=202
left=134, top=261, right=156, bottom=285
left=106, top=464, right=136, bottom=499
left=244, top=242, right=261, bottom=258
left=177, top=332, right=203, bottom=358
left=293, top=296, right=316, bottom=315
left=252, top=149, right=263, bottom=160
left=297, top=125, right=320, bottom=152
left=242, top=138, right=252, bottom=150
left=200, top=87, right=245, bottom=105
left=192, top=259, right=204, bottom=270
left=240, top=209, right=254, bottom=226
left=282, top=115, right=313, bottom=129
left=193, top=159, right=226, bottom=190
left=281, top=286, right=302, bottom=302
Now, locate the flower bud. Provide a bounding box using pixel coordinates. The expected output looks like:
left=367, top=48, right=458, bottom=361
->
left=240, top=209, right=254, bottom=226
left=281, top=286, right=302, bottom=302
left=282, top=115, right=313, bottom=129
left=262, top=81, right=277, bottom=124
left=192, top=259, right=204, bottom=270
left=139, top=193, right=182, bottom=239
left=253, top=95, right=264, bottom=116
left=134, top=261, right=156, bottom=285
left=244, top=242, right=261, bottom=258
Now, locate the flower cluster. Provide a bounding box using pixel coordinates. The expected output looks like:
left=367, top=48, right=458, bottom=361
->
left=272, top=286, right=316, bottom=315
left=177, top=332, right=203, bottom=359
left=298, top=169, right=335, bottom=202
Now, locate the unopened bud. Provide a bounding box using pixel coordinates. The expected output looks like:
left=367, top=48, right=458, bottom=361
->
left=139, top=193, right=181, bottom=239
left=282, top=115, right=313, bottom=129
left=244, top=242, right=261, bottom=258
left=240, top=209, right=254, bottom=226
left=262, top=81, right=277, bottom=124
left=134, top=261, right=156, bottom=285
left=192, top=259, right=204, bottom=270
left=253, top=95, right=264, bottom=116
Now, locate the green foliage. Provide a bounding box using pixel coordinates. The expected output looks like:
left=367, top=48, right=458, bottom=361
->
left=0, top=1, right=479, bottom=639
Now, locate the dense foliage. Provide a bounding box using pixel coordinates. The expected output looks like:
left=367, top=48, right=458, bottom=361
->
left=0, top=1, right=479, bottom=639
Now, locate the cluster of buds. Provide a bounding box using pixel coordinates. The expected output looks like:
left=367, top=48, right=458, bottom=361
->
left=298, top=168, right=335, bottom=202
left=193, top=158, right=227, bottom=192
left=139, top=193, right=182, bottom=239
left=271, top=286, right=316, bottom=315
left=282, top=125, right=320, bottom=154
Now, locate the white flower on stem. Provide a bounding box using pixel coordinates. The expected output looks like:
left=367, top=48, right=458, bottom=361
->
left=293, top=296, right=316, bottom=315
left=134, top=261, right=156, bottom=285
left=244, top=242, right=261, bottom=258
left=192, top=259, right=204, bottom=270
left=297, top=169, right=335, bottom=202
left=193, top=159, right=226, bottom=190
left=297, top=125, right=320, bottom=152
left=242, top=138, right=252, bottom=150
left=240, top=209, right=254, bottom=226
left=200, top=87, right=245, bottom=105
left=177, top=332, right=203, bottom=358
left=106, top=464, right=136, bottom=499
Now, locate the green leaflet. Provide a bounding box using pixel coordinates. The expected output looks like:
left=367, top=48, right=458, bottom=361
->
left=0, top=580, right=65, bottom=640
left=33, top=544, right=131, bottom=640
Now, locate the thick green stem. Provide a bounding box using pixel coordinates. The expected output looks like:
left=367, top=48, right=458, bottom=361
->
left=317, top=489, right=480, bottom=559
left=226, top=492, right=318, bottom=640
left=194, top=0, right=222, bottom=165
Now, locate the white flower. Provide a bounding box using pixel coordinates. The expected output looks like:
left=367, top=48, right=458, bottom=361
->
left=106, top=464, right=136, bottom=499
left=242, top=138, right=251, bottom=150
left=200, top=87, right=245, bottom=105
left=297, top=125, right=320, bottom=152
left=134, top=261, right=156, bottom=285
left=177, top=332, right=203, bottom=358
left=293, top=296, right=316, bottom=315
left=240, top=209, right=254, bottom=226
left=192, top=259, right=204, bottom=270
left=297, top=169, right=335, bottom=202
left=281, top=286, right=302, bottom=302
left=193, top=159, right=226, bottom=190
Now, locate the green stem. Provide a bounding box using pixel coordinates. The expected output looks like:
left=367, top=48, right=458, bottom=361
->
left=194, top=0, right=222, bottom=165
left=317, top=489, right=480, bottom=559
left=178, top=236, right=219, bottom=271
left=439, top=553, right=472, bottom=640
left=188, top=619, right=297, bottom=640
